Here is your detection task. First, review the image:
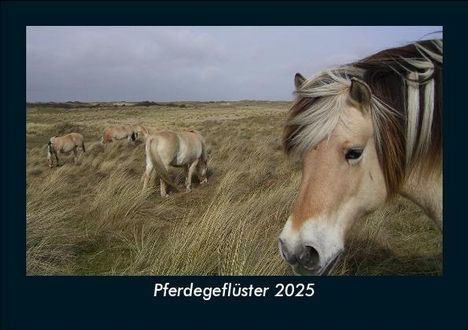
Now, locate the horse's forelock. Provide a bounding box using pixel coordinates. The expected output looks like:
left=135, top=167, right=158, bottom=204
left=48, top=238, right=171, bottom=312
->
left=283, top=97, right=318, bottom=154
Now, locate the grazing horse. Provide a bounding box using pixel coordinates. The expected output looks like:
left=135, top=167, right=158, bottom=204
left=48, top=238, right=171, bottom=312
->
left=142, top=130, right=208, bottom=197
left=279, top=39, right=442, bottom=275
left=47, top=132, right=86, bottom=167
left=101, top=124, right=146, bottom=144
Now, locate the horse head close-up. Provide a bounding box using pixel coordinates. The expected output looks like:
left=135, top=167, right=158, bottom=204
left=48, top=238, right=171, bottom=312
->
left=279, top=39, right=443, bottom=275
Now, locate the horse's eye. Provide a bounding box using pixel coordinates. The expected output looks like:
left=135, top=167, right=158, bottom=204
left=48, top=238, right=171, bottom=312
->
left=345, top=148, right=363, bottom=161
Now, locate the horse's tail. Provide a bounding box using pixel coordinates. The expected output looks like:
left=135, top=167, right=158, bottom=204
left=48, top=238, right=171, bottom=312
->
left=202, top=142, right=208, bottom=163
left=145, top=137, right=178, bottom=191
left=131, top=131, right=136, bottom=141
left=47, top=138, right=52, bottom=153
left=81, top=141, right=86, bottom=152
left=199, top=134, right=208, bottom=162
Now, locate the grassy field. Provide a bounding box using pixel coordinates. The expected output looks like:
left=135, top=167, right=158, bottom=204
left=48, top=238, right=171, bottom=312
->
left=26, top=101, right=442, bottom=275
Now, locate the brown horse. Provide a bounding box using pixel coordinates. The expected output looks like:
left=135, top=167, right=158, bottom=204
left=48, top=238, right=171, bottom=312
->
left=142, top=130, right=208, bottom=197
left=280, top=39, right=442, bottom=275
left=47, top=132, right=86, bottom=167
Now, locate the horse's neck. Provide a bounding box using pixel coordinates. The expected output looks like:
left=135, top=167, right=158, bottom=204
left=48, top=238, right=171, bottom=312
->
left=400, top=170, right=443, bottom=229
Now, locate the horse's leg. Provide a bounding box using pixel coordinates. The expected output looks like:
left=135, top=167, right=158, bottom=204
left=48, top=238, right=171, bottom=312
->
left=160, top=179, right=169, bottom=198
left=73, top=146, right=78, bottom=164
left=142, top=162, right=154, bottom=191
left=184, top=165, right=189, bottom=187
left=55, top=151, right=60, bottom=166
left=186, top=159, right=199, bottom=192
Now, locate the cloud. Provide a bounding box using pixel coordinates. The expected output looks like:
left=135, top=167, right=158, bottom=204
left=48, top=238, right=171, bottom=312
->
left=26, top=26, right=442, bottom=101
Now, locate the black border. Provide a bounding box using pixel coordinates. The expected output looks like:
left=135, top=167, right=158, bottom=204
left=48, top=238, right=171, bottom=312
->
left=2, top=1, right=468, bottom=329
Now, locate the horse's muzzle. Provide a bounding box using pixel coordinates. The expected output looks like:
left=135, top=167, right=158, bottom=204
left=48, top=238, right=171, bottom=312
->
left=279, top=239, right=320, bottom=271
left=279, top=237, right=342, bottom=275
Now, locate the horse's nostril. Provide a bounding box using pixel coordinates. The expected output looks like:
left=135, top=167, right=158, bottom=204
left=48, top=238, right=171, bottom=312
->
left=299, top=245, right=320, bottom=269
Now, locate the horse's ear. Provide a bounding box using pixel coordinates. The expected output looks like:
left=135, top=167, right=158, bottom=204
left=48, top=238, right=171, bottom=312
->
left=294, top=73, right=306, bottom=89
left=349, top=77, right=371, bottom=107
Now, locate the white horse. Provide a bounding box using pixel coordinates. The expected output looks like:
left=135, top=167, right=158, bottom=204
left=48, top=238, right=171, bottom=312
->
left=279, top=39, right=442, bottom=275
left=142, top=130, right=208, bottom=197
left=47, top=132, right=86, bottom=167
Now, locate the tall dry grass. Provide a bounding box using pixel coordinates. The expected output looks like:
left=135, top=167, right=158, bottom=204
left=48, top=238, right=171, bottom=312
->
left=26, top=102, right=442, bottom=275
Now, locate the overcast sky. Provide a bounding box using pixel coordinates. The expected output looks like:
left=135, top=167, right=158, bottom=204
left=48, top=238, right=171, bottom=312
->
left=26, top=26, right=442, bottom=102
